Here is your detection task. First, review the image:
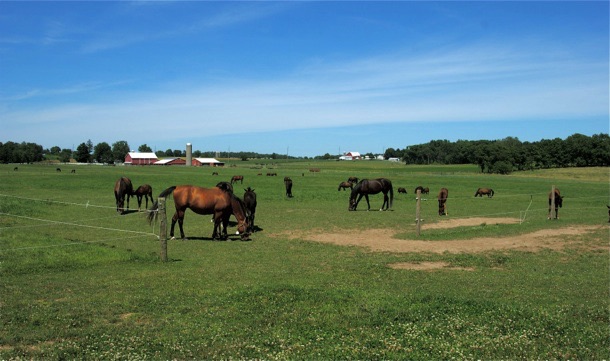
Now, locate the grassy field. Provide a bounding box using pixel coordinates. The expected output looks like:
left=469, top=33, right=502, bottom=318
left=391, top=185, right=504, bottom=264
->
left=1, top=161, right=608, bottom=360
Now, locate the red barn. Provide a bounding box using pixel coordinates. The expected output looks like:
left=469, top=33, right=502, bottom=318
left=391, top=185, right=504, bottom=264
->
left=125, top=152, right=159, bottom=165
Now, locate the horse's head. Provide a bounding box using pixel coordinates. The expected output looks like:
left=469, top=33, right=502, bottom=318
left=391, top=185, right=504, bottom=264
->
left=237, top=220, right=250, bottom=240
left=348, top=197, right=357, bottom=211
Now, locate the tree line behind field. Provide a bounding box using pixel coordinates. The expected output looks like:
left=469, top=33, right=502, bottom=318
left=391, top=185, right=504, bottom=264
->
left=1, top=133, right=608, bottom=173
left=384, top=133, right=609, bottom=174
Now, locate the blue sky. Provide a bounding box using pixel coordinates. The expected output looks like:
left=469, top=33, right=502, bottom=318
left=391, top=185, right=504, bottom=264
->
left=1, top=1, right=608, bottom=157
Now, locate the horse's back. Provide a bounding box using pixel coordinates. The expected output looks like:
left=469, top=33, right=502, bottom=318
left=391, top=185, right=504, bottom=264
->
left=174, top=185, right=229, bottom=214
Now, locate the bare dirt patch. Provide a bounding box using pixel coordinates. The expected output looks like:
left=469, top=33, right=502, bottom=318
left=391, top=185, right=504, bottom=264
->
left=291, top=217, right=604, bottom=254
left=388, top=261, right=475, bottom=271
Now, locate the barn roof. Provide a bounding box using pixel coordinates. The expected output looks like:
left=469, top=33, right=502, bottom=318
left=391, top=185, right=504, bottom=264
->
left=128, top=152, right=158, bottom=159
left=194, top=158, right=222, bottom=163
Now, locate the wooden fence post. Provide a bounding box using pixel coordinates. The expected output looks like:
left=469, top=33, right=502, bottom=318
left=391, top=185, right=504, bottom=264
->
left=416, top=189, right=422, bottom=236
left=158, top=197, right=168, bottom=262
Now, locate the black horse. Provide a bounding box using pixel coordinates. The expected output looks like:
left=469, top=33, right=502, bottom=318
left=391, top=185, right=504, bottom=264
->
left=348, top=178, right=393, bottom=211
left=438, top=188, right=448, bottom=216
left=548, top=188, right=563, bottom=219
left=284, top=177, right=293, bottom=198
left=244, top=187, right=257, bottom=233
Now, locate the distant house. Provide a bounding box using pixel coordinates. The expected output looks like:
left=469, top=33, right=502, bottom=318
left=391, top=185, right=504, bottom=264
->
left=154, top=158, right=186, bottom=166
left=125, top=152, right=159, bottom=165
left=192, top=158, right=224, bottom=167
left=388, top=157, right=401, bottom=162
left=339, top=151, right=362, bottom=161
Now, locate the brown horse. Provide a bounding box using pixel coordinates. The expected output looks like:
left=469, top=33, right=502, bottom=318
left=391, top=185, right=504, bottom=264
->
left=438, top=188, right=448, bottom=216
left=114, top=177, right=133, bottom=214
left=148, top=185, right=249, bottom=240
left=134, top=184, right=153, bottom=211
left=338, top=181, right=353, bottom=191
left=231, top=175, right=244, bottom=184
left=348, top=176, right=358, bottom=184
left=548, top=188, right=563, bottom=219
left=474, top=188, right=494, bottom=198
left=349, top=178, right=393, bottom=211
left=243, top=187, right=257, bottom=233
left=284, top=177, right=293, bottom=197
left=414, top=186, right=429, bottom=194
left=397, top=187, right=407, bottom=194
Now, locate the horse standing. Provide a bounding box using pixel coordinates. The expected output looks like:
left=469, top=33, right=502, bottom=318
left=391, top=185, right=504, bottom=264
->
left=148, top=185, right=249, bottom=240
left=134, top=184, right=153, bottom=211
left=231, top=175, right=244, bottom=184
left=438, top=188, right=449, bottom=216
left=474, top=188, right=494, bottom=198
left=284, top=177, right=293, bottom=197
left=114, top=177, right=134, bottom=214
left=349, top=178, right=393, bottom=211
left=338, top=181, right=353, bottom=191
left=548, top=188, right=563, bottom=219
left=243, top=187, right=257, bottom=233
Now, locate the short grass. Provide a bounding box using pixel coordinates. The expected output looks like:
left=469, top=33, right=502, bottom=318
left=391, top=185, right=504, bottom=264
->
left=0, top=161, right=608, bottom=360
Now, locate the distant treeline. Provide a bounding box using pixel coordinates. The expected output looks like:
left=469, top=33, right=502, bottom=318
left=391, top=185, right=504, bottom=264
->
left=383, top=133, right=610, bottom=174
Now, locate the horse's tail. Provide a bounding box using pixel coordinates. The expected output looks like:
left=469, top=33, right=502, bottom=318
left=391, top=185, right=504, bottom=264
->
left=388, top=181, right=394, bottom=209
left=147, top=186, right=176, bottom=225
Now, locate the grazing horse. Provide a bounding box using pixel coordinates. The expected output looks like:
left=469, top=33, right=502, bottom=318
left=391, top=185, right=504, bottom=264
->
left=338, top=181, right=353, bottom=191
left=414, top=186, right=429, bottom=194
left=284, top=177, right=293, bottom=197
left=231, top=175, right=244, bottom=184
left=474, top=188, right=494, bottom=198
left=148, top=185, right=249, bottom=240
left=348, top=176, right=358, bottom=184
left=134, top=184, right=153, bottom=211
left=243, top=187, right=257, bottom=233
left=349, top=178, right=393, bottom=211
left=438, top=188, right=449, bottom=216
left=13, top=167, right=18, bottom=171
left=397, top=187, right=407, bottom=194
left=114, top=177, right=134, bottom=214
left=548, top=188, right=563, bottom=219
left=56, top=168, right=61, bottom=172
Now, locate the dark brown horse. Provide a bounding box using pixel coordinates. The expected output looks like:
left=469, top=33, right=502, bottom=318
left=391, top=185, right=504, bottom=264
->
left=134, top=184, right=153, bottom=211
left=338, top=181, right=353, bottom=191
left=243, top=187, right=257, bottom=233
left=474, top=188, right=494, bottom=198
left=438, top=188, right=448, bottom=216
left=284, top=177, right=293, bottom=197
left=397, top=187, right=407, bottom=194
left=114, top=177, right=133, bottom=214
left=348, top=176, right=358, bottom=184
left=414, top=186, right=429, bottom=194
left=349, top=178, right=393, bottom=211
left=231, top=175, right=244, bottom=184
left=548, top=188, right=563, bottom=219
left=216, top=181, right=234, bottom=193
left=148, top=185, right=249, bottom=240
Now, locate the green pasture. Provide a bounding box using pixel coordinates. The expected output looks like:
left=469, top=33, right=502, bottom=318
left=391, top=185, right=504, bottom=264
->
left=1, top=161, right=608, bottom=360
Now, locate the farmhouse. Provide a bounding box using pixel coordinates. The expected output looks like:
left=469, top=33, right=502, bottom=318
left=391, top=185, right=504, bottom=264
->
left=192, top=158, right=224, bottom=167
left=125, top=152, right=159, bottom=165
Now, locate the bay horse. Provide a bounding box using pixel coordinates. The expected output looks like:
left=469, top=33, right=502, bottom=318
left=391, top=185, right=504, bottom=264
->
left=243, top=187, right=257, bottom=233
left=349, top=178, right=393, bottom=211
left=548, top=188, right=563, bottom=219
left=338, top=181, right=353, bottom=191
left=148, top=185, right=249, bottom=240
left=231, top=175, right=244, bottom=184
left=284, top=177, right=293, bottom=197
left=114, top=177, right=133, bottom=214
left=474, top=188, right=494, bottom=198
left=438, top=188, right=448, bottom=216
left=134, top=184, right=153, bottom=211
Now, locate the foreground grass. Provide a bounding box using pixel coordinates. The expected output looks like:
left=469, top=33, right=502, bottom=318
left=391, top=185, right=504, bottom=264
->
left=0, top=162, right=608, bottom=359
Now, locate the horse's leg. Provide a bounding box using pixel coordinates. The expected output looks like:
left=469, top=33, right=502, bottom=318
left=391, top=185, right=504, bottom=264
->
left=381, top=192, right=389, bottom=211
left=175, top=210, right=186, bottom=239
left=354, top=194, right=364, bottom=210
left=137, top=195, right=142, bottom=211
left=364, top=194, right=371, bottom=211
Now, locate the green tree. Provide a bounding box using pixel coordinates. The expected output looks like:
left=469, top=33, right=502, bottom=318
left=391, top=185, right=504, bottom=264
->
left=59, top=149, right=73, bottom=163
left=49, top=146, right=61, bottom=155
left=75, top=143, right=91, bottom=163
left=93, top=142, right=114, bottom=164
left=112, top=141, right=130, bottom=163
left=138, top=144, right=152, bottom=152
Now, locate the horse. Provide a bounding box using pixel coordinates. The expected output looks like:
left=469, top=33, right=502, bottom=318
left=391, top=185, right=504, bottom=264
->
left=212, top=171, right=219, bottom=176
left=243, top=187, right=257, bottom=233
left=607, top=206, right=610, bottom=223
left=397, top=187, right=407, bottom=194
left=414, top=186, right=429, bottom=194
left=71, top=169, right=76, bottom=174
left=148, top=185, right=249, bottom=240
left=349, top=178, right=393, bottom=211
left=284, top=177, right=293, bottom=197
left=474, top=188, right=494, bottom=198
left=56, top=168, right=61, bottom=172
left=13, top=167, right=18, bottom=171
left=114, top=177, right=133, bottom=214
left=231, top=175, right=244, bottom=184
left=348, top=176, right=358, bottom=184
left=548, top=188, right=563, bottom=219
left=338, top=181, right=353, bottom=191
left=438, top=188, right=448, bottom=216
left=216, top=181, right=234, bottom=193
left=134, top=184, right=153, bottom=211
